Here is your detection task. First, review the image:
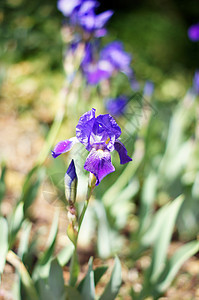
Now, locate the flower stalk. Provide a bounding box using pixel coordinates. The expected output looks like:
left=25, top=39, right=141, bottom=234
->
left=65, top=160, right=96, bottom=286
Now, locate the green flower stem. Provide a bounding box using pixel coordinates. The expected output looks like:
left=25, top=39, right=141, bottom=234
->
left=69, top=178, right=96, bottom=286
left=78, top=184, right=95, bottom=234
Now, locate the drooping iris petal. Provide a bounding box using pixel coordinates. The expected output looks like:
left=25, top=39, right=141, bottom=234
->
left=96, top=114, right=121, bottom=151
left=84, top=148, right=115, bottom=185
left=65, top=159, right=78, bottom=203
left=76, top=108, right=96, bottom=150
left=51, top=137, right=78, bottom=158
left=114, top=140, right=132, bottom=164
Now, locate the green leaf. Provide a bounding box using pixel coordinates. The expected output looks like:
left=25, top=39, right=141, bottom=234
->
left=65, top=286, right=82, bottom=300
left=138, top=171, right=158, bottom=234
left=95, top=201, right=111, bottom=259
left=57, top=243, right=74, bottom=267
left=22, top=168, right=45, bottom=214
left=0, top=217, right=8, bottom=276
left=37, top=259, right=66, bottom=300
left=37, top=279, right=54, bottom=300
left=156, top=240, right=199, bottom=293
left=99, top=256, right=122, bottom=300
left=148, top=195, right=184, bottom=282
left=18, top=220, right=32, bottom=260
left=0, top=164, right=6, bottom=209
left=94, top=266, right=108, bottom=286
left=79, top=257, right=95, bottom=300
left=33, top=210, right=59, bottom=280
left=48, top=259, right=66, bottom=299
left=6, top=251, right=38, bottom=300
left=78, top=265, right=108, bottom=292
left=8, top=201, right=24, bottom=247
left=141, top=194, right=184, bottom=248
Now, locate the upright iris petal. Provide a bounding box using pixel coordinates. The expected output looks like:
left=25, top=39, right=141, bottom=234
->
left=84, top=148, right=115, bottom=185
left=57, top=0, right=81, bottom=16
left=76, top=108, right=96, bottom=150
left=95, top=114, right=121, bottom=151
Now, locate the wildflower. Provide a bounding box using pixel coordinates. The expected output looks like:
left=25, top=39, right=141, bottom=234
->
left=57, top=0, right=81, bottom=17
left=106, top=96, right=128, bottom=116
left=188, top=23, right=199, bottom=41
left=52, top=109, right=132, bottom=185
left=100, top=41, right=132, bottom=77
left=57, top=0, right=113, bottom=38
left=82, top=41, right=133, bottom=85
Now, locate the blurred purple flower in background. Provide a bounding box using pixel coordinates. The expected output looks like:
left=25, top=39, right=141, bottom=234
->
left=193, top=70, right=199, bottom=95
left=188, top=23, right=199, bottom=41
left=82, top=41, right=133, bottom=84
left=57, top=0, right=81, bottom=17
left=57, top=0, right=113, bottom=37
left=106, top=96, right=128, bottom=116
left=143, top=81, right=154, bottom=98
left=100, top=41, right=132, bottom=77
left=52, top=108, right=132, bottom=184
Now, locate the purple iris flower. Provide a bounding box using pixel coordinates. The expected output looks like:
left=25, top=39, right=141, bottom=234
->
left=100, top=41, right=133, bottom=77
left=106, top=96, right=128, bottom=116
left=57, top=0, right=81, bottom=17
left=82, top=41, right=133, bottom=85
left=188, top=23, right=199, bottom=42
left=52, top=109, right=132, bottom=185
left=193, top=70, right=199, bottom=95
left=57, top=0, right=113, bottom=37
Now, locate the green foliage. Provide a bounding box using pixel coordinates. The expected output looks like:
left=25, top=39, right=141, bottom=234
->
left=32, top=211, right=59, bottom=281
left=0, top=217, right=8, bottom=281
left=0, top=164, right=6, bottom=210
left=80, top=257, right=95, bottom=300
left=99, top=256, right=122, bottom=300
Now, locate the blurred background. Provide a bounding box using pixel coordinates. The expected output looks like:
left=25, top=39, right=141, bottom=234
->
left=0, top=0, right=199, bottom=298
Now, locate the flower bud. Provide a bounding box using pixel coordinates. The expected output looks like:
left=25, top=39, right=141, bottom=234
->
left=65, top=159, right=78, bottom=204
left=67, top=223, right=78, bottom=245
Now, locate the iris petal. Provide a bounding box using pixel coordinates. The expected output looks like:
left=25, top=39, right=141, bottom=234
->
left=95, top=10, right=114, bottom=28
left=84, top=148, right=115, bottom=185
left=51, top=137, right=78, bottom=158
left=114, top=140, right=132, bottom=164
left=76, top=108, right=96, bottom=150
left=96, top=114, right=121, bottom=151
